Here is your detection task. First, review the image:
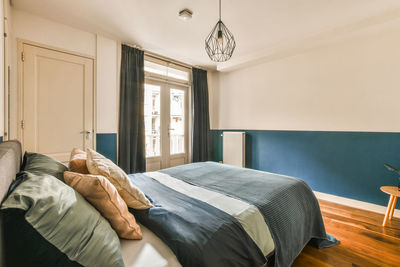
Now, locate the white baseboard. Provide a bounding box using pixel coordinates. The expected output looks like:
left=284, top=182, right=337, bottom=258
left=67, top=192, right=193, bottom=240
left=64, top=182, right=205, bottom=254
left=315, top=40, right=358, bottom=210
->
left=314, top=191, right=400, bottom=219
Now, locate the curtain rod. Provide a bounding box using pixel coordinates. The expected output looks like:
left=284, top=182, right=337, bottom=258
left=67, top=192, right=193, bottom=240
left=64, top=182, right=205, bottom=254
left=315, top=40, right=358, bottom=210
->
left=122, top=42, right=208, bottom=72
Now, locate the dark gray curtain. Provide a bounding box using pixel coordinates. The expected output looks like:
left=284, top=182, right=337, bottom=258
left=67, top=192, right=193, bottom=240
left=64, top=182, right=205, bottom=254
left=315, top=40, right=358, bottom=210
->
left=192, top=68, right=211, bottom=162
left=118, top=45, right=146, bottom=173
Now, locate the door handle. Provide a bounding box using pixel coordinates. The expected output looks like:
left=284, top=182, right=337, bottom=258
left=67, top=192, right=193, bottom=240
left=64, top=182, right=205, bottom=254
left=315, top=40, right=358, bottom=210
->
left=80, top=130, right=92, bottom=140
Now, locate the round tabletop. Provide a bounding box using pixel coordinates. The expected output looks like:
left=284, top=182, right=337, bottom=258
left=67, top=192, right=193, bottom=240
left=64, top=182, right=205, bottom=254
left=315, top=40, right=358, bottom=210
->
left=380, top=186, right=400, bottom=197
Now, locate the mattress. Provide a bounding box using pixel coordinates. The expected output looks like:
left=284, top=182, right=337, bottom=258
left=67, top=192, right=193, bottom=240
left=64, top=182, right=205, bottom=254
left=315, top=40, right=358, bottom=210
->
left=120, top=224, right=181, bottom=267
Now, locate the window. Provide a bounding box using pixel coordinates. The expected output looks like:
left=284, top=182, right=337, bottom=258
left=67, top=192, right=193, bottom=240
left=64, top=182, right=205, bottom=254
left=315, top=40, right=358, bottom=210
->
left=144, top=61, right=167, bottom=77
left=170, top=89, right=185, bottom=154
left=144, top=58, right=189, bottom=82
left=144, top=55, right=191, bottom=170
left=144, top=84, right=161, bottom=157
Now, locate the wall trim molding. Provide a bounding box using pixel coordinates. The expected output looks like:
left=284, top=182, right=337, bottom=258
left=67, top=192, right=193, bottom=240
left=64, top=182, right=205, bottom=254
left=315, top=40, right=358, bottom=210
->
left=314, top=191, right=399, bottom=219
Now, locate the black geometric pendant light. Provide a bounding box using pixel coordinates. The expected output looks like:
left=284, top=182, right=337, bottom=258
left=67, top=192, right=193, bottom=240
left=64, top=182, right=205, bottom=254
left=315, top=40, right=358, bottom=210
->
left=205, top=0, right=236, bottom=62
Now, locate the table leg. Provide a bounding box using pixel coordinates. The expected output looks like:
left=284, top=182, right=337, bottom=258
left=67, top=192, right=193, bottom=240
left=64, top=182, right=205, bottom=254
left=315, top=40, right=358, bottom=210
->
left=389, top=196, right=397, bottom=220
left=383, top=195, right=394, bottom=227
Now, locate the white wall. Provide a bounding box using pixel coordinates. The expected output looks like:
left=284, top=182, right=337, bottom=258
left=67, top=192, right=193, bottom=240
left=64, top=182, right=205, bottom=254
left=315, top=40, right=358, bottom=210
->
left=211, top=23, right=400, bottom=132
left=8, top=9, right=118, bottom=139
left=207, top=71, right=219, bottom=129
left=12, top=10, right=96, bottom=57
left=3, top=0, right=12, bottom=140
left=0, top=0, right=4, bottom=138
left=96, top=35, right=118, bottom=133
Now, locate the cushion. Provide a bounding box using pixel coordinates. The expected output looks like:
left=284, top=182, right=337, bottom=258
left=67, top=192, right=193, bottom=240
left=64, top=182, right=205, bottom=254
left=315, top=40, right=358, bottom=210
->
left=68, top=148, right=89, bottom=174
left=64, top=171, right=142, bottom=239
left=22, top=152, right=67, bottom=181
left=1, top=171, right=124, bottom=267
left=86, top=148, right=152, bottom=210
left=2, top=208, right=82, bottom=267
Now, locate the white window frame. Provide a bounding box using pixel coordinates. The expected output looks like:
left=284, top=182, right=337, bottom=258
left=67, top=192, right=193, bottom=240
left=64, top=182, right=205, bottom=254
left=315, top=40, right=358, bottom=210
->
left=144, top=54, right=192, bottom=170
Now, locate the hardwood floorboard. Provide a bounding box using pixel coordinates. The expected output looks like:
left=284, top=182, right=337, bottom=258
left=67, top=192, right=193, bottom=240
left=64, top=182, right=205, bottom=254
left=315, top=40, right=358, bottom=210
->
left=292, top=199, right=400, bottom=267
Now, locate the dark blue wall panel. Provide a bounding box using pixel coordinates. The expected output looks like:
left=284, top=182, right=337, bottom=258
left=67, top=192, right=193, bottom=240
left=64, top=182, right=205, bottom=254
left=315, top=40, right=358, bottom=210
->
left=96, top=133, right=117, bottom=163
left=0, top=136, right=2, bottom=143
left=211, top=130, right=400, bottom=207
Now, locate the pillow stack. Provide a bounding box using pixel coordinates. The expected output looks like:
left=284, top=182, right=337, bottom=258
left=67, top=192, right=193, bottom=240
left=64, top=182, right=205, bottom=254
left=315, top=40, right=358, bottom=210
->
left=65, top=148, right=153, bottom=240
left=64, top=171, right=142, bottom=239
left=1, top=152, right=124, bottom=267
left=85, top=148, right=153, bottom=210
left=1, top=148, right=152, bottom=266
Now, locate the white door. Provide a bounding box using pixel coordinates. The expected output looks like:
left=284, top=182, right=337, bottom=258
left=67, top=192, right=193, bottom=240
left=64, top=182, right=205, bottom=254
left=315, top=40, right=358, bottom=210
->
left=145, top=82, right=188, bottom=171
left=19, top=43, right=94, bottom=163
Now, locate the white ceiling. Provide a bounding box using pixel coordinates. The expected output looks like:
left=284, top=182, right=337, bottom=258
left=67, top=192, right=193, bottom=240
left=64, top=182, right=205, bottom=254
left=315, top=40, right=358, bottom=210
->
left=12, top=0, right=400, bottom=70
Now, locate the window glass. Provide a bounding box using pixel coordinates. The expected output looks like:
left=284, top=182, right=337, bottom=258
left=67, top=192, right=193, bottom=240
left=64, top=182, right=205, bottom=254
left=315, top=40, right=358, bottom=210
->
left=144, top=61, right=167, bottom=76
left=144, top=60, right=189, bottom=81
left=144, top=84, right=161, bottom=157
left=167, top=67, right=189, bottom=81
left=170, top=89, right=185, bottom=154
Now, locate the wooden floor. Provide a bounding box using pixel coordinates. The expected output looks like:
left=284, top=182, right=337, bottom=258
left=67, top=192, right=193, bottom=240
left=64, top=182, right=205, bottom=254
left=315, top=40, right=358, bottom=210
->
left=292, top=199, right=400, bottom=267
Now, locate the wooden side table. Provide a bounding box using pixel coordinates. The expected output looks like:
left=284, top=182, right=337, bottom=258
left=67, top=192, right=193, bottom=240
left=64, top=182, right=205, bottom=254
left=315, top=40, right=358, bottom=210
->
left=381, top=186, right=400, bottom=226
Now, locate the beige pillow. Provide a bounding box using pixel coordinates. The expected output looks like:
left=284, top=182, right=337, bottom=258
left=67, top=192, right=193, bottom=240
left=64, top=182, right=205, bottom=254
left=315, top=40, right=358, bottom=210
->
left=86, top=148, right=153, bottom=210
left=68, top=148, right=89, bottom=174
left=64, top=171, right=142, bottom=240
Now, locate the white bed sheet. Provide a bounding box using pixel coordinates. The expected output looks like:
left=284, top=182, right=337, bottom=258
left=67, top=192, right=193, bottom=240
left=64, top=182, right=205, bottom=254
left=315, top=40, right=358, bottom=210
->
left=120, top=224, right=181, bottom=267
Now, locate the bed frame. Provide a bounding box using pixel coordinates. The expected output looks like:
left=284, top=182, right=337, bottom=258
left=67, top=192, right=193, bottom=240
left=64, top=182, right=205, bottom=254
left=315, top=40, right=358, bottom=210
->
left=0, top=140, right=22, bottom=267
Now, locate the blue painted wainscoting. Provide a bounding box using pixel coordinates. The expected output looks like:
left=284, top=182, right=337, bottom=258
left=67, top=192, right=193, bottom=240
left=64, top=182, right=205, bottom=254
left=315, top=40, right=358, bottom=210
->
left=211, top=130, right=400, bottom=207
left=96, top=133, right=117, bottom=163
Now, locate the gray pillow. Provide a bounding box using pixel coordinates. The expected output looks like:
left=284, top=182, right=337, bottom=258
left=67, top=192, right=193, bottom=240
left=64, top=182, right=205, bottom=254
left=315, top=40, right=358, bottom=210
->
left=1, top=171, right=124, bottom=267
left=22, top=152, right=68, bottom=181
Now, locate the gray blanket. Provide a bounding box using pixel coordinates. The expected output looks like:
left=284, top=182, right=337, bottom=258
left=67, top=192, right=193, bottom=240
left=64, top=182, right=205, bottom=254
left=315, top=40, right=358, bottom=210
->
left=160, top=162, right=338, bottom=267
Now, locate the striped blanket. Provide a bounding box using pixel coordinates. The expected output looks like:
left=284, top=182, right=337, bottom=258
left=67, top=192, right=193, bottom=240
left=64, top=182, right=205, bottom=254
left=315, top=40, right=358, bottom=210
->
left=129, top=162, right=338, bottom=267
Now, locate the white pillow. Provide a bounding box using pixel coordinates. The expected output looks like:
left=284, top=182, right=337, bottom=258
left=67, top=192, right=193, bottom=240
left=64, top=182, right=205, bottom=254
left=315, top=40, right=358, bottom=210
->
left=86, top=148, right=153, bottom=210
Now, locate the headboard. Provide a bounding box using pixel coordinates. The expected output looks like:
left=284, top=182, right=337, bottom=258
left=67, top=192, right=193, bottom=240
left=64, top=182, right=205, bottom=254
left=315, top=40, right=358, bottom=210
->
left=0, top=140, right=22, bottom=267
left=0, top=141, right=22, bottom=201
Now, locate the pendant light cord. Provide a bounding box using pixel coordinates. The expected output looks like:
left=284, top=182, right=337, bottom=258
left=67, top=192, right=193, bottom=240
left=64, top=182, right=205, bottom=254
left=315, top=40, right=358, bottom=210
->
left=219, top=0, right=221, bottom=21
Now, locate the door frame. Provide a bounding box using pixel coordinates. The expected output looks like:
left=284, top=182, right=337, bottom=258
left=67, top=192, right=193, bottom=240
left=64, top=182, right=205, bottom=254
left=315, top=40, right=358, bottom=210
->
left=17, top=39, right=97, bottom=151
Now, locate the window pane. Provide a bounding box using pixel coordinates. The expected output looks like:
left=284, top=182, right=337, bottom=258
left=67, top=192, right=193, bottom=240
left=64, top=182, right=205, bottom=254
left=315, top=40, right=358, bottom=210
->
left=144, top=61, right=167, bottom=76
left=144, top=84, right=161, bottom=157
left=170, top=89, right=185, bottom=154
left=144, top=60, right=189, bottom=81
left=167, top=67, right=189, bottom=81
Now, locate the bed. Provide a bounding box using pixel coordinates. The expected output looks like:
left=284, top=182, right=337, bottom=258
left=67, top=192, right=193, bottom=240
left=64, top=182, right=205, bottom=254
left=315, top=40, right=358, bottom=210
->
left=0, top=140, right=337, bottom=267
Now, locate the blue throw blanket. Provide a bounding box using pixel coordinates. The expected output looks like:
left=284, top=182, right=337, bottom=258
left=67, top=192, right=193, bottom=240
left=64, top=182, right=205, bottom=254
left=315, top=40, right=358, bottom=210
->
left=129, top=162, right=338, bottom=267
